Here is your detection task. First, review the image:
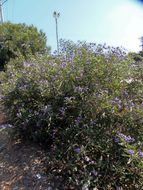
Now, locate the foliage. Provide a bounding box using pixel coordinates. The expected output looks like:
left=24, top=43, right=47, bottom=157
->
left=0, top=22, right=50, bottom=71
left=1, top=40, right=143, bottom=189
left=128, top=51, right=143, bottom=62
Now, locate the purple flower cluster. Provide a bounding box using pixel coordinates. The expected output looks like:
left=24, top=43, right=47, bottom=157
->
left=92, top=169, right=98, bottom=176
left=59, top=107, right=65, bottom=117
left=111, top=98, right=120, bottom=104
left=118, top=132, right=135, bottom=143
left=75, top=116, right=82, bottom=126
left=111, top=97, right=136, bottom=112
left=85, top=156, right=94, bottom=165
left=114, top=137, right=119, bottom=143
left=74, top=86, right=88, bottom=93
left=128, top=149, right=134, bottom=156
left=122, top=91, right=128, bottom=98
left=74, top=86, right=84, bottom=93
left=60, top=62, right=67, bottom=68
left=124, top=101, right=135, bottom=111
left=74, top=147, right=81, bottom=154
left=138, top=151, right=143, bottom=158
left=111, top=98, right=122, bottom=111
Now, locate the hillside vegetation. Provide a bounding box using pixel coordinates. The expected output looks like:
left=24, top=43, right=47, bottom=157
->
left=0, top=30, right=143, bottom=189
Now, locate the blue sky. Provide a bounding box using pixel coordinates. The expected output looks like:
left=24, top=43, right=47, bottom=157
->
left=3, top=0, right=143, bottom=52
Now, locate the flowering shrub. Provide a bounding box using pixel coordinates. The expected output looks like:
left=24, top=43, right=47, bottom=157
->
left=1, top=41, right=143, bottom=189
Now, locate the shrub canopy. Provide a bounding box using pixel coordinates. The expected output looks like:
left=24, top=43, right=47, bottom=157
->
left=1, top=41, right=143, bottom=189
left=0, top=22, right=50, bottom=70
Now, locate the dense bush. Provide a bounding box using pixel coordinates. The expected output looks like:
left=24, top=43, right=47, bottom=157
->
left=128, top=51, right=143, bottom=62
left=1, top=41, right=143, bottom=189
left=0, top=22, right=50, bottom=71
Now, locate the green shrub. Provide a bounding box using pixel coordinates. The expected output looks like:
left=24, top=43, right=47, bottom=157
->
left=1, top=41, right=143, bottom=189
left=0, top=22, right=50, bottom=71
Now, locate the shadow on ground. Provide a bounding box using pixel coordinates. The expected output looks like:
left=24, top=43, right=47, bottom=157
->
left=0, top=125, right=61, bottom=190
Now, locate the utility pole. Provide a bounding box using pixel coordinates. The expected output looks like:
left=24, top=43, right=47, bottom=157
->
left=53, top=11, right=60, bottom=55
left=0, top=0, right=4, bottom=23
left=0, top=0, right=8, bottom=23
left=139, top=36, right=143, bottom=51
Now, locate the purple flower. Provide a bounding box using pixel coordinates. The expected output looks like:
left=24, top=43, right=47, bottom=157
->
left=114, top=137, right=119, bottom=143
left=59, top=107, right=65, bottom=116
left=74, top=86, right=84, bottom=93
left=111, top=98, right=122, bottom=110
left=74, top=147, right=81, bottom=154
left=124, top=136, right=135, bottom=143
left=116, top=186, right=123, bottom=190
left=112, top=97, right=120, bottom=103
left=88, top=160, right=94, bottom=165
left=92, top=169, right=97, bottom=176
left=95, top=92, right=100, bottom=97
left=75, top=116, right=82, bottom=126
left=128, top=149, right=134, bottom=156
left=138, top=151, right=143, bottom=158
left=60, top=62, right=67, bottom=68
left=118, top=133, right=135, bottom=143
left=123, top=91, right=128, bottom=98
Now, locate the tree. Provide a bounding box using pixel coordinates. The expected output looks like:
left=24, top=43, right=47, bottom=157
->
left=0, top=22, right=50, bottom=70
left=128, top=51, right=143, bottom=62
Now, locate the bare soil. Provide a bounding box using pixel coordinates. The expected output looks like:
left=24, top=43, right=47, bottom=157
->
left=0, top=109, right=62, bottom=190
left=0, top=125, right=54, bottom=190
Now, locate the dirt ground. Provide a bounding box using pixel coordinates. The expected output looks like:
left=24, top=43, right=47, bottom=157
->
left=0, top=108, right=63, bottom=190
left=0, top=124, right=55, bottom=190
